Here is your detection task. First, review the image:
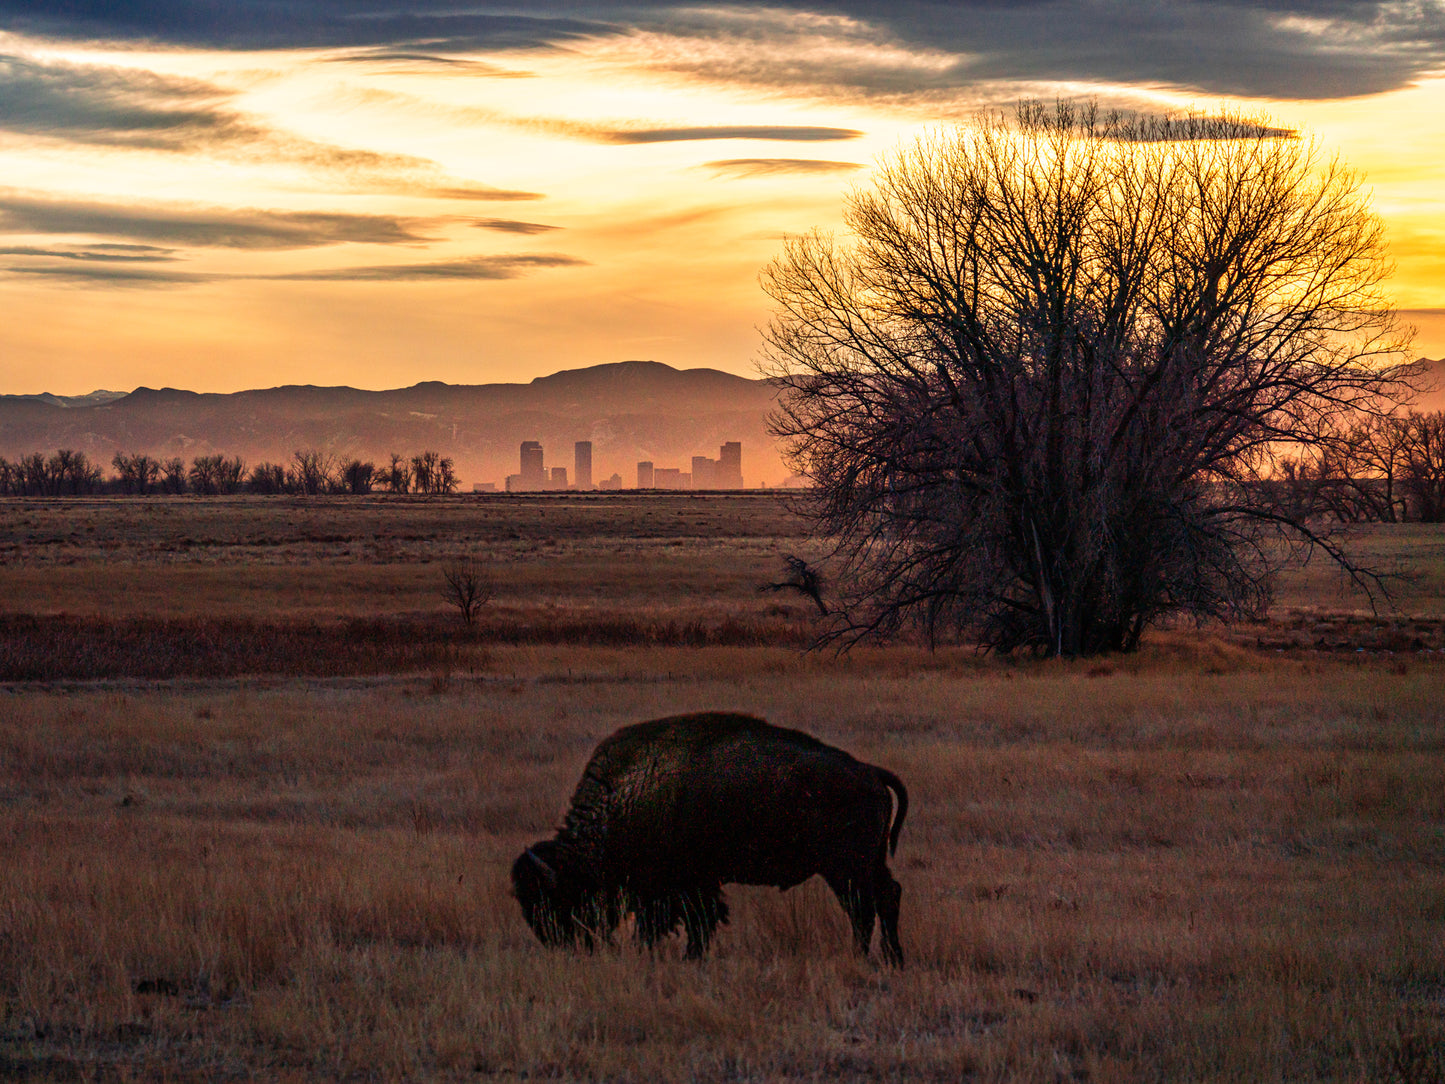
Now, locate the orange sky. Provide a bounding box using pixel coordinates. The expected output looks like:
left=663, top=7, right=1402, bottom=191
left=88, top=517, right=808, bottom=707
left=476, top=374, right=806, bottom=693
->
left=2, top=6, right=1444, bottom=394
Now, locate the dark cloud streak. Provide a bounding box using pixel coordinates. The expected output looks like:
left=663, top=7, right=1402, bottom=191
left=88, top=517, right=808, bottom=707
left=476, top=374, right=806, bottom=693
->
left=471, top=218, right=559, bottom=234
left=704, top=158, right=863, bottom=177
left=0, top=194, right=437, bottom=249
left=604, top=125, right=862, bottom=143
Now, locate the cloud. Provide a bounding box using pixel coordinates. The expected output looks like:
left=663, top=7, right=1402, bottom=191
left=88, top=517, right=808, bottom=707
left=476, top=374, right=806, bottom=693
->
left=0, top=242, right=180, bottom=261
left=0, top=193, right=437, bottom=248
left=0, top=53, right=540, bottom=198
left=602, top=125, right=862, bottom=144
left=471, top=218, right=559, bottom=234
left=324, top=51, right=534, bottom=76
left=6, top=3, right=1444, bottom=102
left=401, top=184, right=544, bottom=202
left=703, top=158, right=863, bottom=177
left=0, top=3, right=616, bottom=53
left=270, top=253, right=585, bottom=281
left=0, top=52, right=258, bottom=151
left=5, top=251, right=586, bottom=286
left=6, top=264, right=217, bottom=285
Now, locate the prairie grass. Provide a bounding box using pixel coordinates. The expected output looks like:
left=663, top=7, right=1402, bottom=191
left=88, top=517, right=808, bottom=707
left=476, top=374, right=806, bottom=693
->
left=3, top=649, right=1443, bottom=1081
left=2, top=496, right=1443, bottom=1080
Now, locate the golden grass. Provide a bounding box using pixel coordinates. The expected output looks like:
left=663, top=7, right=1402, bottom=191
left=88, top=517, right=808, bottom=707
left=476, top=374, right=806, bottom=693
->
left=2, top=496, right=1444, bottom=1080
left=3, top=649, right=1443, bottom=1081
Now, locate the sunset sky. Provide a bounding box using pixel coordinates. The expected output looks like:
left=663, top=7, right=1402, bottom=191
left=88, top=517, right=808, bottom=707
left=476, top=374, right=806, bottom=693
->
left=3, top=1, right=1445, bottom=395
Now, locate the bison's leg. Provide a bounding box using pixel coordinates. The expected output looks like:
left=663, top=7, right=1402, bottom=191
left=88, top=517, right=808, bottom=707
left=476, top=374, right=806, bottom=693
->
left=679, top=886, right=727, bottom=960
left=823, top=873, right=876, bottom=959
left=876, top=873, right=904, bottom=967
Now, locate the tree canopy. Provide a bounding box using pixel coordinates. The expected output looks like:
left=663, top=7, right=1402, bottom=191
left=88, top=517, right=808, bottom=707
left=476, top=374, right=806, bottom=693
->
left=762, top=104, right=1415, bottom=656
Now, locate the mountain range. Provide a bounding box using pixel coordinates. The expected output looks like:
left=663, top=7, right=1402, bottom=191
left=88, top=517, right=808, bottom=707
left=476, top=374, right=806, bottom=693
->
left=5, top=357, right=1440, bottom=491
left=0, top=361, right=790, bottom=488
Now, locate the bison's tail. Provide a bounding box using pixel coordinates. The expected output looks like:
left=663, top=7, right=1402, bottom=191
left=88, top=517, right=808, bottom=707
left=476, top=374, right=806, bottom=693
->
left=876, top=767, right=908, bottom=856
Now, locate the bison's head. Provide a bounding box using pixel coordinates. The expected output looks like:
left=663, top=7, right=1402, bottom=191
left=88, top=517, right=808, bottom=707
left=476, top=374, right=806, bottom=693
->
left=511, top=840, right=609, bottom=949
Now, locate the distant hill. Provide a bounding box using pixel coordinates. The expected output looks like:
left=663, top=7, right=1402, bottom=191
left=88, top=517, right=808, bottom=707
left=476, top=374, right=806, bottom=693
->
left=0, top=390, right=129, bottom=409
left=0, top=361, right=789, bottom=488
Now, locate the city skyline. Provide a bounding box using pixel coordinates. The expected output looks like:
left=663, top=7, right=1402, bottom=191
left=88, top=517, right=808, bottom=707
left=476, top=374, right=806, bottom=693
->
left=508, top=438, right=746, bottom=491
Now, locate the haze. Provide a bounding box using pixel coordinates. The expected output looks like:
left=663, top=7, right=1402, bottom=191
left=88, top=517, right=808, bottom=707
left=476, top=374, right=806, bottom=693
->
left=3, top=2, right=1445, bottom=395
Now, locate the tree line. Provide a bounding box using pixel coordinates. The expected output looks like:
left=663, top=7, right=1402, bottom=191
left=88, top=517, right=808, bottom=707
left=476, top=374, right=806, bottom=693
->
left=0, top=448, right=459, bottom=497
left=1276, top=410, right=1445, bottom=523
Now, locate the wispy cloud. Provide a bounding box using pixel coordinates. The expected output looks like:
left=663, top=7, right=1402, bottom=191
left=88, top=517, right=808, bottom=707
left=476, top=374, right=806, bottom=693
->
left=6, top=2, right=1445, bottom=100
left=0, top=242, right=178, bottom=262
left=0, top=53, right=543, bottom=198
left=703, top=158, right=863, bottom=177
left=0, top=52, right=256, bottom=151
left=6, top=252, right=586, bottom=286
left=6, top=264, right=218, bottom=285
left=601, top=125, right=862, bottom=144
left=471, top=218, right=559, bottom=234
left=0, top=193, right=437, bottom=249
left=323, top=51, right=534, bottom=77
left=270, top=253, right=585, bottom=281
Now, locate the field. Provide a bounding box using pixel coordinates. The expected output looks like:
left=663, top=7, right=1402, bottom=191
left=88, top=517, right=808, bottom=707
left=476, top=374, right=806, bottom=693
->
left=2, top=494, right=1444, bottom=1082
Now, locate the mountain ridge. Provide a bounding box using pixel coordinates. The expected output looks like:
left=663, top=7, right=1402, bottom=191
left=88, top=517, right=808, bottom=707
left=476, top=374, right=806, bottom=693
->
left=0, top=361, right=788, bottom=488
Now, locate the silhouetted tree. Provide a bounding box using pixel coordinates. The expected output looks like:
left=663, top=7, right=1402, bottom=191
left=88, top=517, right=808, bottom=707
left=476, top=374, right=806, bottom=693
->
left=435, top=456, right=458, bottom=494
left=411, top=451, right=438, bottom=494
left=112, top=452, right=160, bottom=495
left=386, top=453, right=412, bottom=494
left=245, top=462, right=288, bottom=494
left=763, top=104, right=1415, bottom=656
left=340, top=459, right=375, bottom=495
left=159, top=457, right=187, bottom=494
left=289, top=449, right=335, bottom=495
left=441, top=557, right=494, bottom=627
left=1399, top=411, right=1445, bottom=522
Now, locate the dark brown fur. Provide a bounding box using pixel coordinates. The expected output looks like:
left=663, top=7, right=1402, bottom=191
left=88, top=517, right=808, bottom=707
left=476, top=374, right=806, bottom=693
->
left=512, top=712, right=907, bottom=964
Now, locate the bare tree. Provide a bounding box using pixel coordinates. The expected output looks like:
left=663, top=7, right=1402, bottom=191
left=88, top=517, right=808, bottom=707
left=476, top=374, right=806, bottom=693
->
left=386, top=453, right=412, bottom=494
left=340, top=459, right=376, bottom=495
left=411, top=451, right=438, bottom=494
left=435, top=456, right=458, bottom=494
left=246, top=462, right=288, bottom=494
left=762, top=104, right=1415, bottom=656
left=290, top=449, right=335, bottom=496
left=112, top=452, right=160, bottom=495
left=441, top=558, right=494, bottom=627
left=1399, top=411, right=1445, bottom=522
left=158, top=457, right=187, bottom=494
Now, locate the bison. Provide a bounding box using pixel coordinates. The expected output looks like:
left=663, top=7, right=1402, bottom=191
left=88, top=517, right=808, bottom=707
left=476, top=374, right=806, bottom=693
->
left=512, top=712, right=907, bottom=965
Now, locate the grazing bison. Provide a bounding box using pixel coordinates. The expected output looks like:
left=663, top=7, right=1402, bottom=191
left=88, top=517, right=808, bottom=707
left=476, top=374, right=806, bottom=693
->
left=512, top=712, right=907, bottom=965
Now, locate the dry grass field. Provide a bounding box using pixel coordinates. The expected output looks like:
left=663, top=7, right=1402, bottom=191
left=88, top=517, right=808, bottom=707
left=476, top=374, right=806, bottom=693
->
left=2, top=494, right=1443, bottom=1082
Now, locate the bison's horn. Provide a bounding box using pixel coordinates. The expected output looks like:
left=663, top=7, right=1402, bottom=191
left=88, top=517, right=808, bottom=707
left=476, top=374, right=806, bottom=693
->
left=526, top=847, right=559, bottom=886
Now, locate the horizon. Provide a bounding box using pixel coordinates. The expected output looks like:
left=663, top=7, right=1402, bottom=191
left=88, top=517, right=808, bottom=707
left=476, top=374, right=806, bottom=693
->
left=3, top=3, right=1445, bottom=394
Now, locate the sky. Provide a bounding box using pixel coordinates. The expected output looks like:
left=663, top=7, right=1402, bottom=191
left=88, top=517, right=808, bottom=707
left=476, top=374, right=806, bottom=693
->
left=2, top=1, right=1445, bottom=395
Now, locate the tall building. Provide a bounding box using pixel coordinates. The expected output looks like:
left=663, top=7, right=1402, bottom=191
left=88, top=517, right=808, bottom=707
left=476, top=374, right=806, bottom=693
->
left=519, top=441, right=545, bottom=490
left=550, top=466, right=568, bottom=490
left=574, top=441, right=593, bottom=491
left=718, top=441, right=743, bottom=489
left=637, top=460, right=654, bottom=489
left=692, top=455, right=717, bottom=490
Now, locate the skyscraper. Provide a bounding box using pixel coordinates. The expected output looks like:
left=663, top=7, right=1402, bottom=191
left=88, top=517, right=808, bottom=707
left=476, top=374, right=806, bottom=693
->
left=637, top=460, right=654, bottom=489
left=575, top=441, right=593, bottom=491
left=520, top=441, right=544, bottom=490
left=718, top=441, right=743, bottom=488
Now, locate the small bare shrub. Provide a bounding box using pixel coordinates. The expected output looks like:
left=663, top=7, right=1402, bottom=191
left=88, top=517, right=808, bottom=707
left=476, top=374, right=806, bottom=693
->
left=441, top=558, right=493, bottom=628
